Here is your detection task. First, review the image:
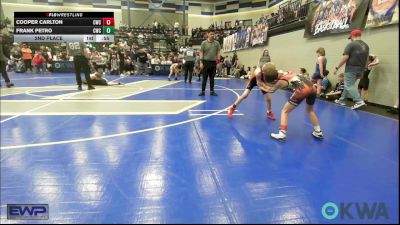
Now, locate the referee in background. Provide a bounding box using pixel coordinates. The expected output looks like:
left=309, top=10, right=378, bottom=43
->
left=0, top=31, right=14, bottom=88
left=67, top=42, right=95, bottom=90
left=199, top=29, right=221, bottom=96
left=183, top=42, right=196, bottom=83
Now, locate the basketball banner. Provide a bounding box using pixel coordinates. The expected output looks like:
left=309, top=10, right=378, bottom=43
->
left=304, top=0, right=370, bottom=38
left=366, top=0, right=399, bottom=28
left=223, top=26, right=254, bottom=52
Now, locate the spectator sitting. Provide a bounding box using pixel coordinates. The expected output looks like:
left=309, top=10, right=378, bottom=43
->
left=234, top=65, right=247, bottom=79
left=59, top=52, right=68, bottom=61
left=151, top=55, right=161, bottom=64
left=252, top=65, right=257, bottom=73
left=94, top=52, right=106, bottom=73
left=321, top=76, right=331, bottom=95
left=299, top=68, right=310, bottom=80
left=324, top=73, right=345, bottom=100
left=32, top=51, right=47, bottom=73
left=240, top=66, right=252, bottom=79
left=8, top=50, right=22, bottom=72
left=161, top=58, right=172, bottom=65
left=123, top=55, right=134, bottom=76
left=10, top=50, right=25, bottom=73
left=110, top=54, right=120, bottom=75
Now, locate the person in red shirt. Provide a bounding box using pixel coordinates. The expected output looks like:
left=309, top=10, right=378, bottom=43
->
left=32, top=51, right=47, bottom=73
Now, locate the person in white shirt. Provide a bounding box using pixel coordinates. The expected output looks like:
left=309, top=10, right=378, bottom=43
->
left=151, top=55, right=161, bottom=65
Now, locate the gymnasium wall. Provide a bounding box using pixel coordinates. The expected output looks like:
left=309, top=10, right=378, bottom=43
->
left=122, top=9, right=187, bottom=28
left=222, top=25, right=399, bottom=107
left=187, top=15, right=213, bottom=34
left=212, top=0, right=285, bottom=25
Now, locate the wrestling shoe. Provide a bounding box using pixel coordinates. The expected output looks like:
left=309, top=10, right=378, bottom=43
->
left=210, top=91, right=218, bottom=96
left=312, top=130, right=324, bottom=140
left=267, top=111, right=276, bottom=120
left=271, top=130, right=286, bottom=141
left=227, top=107, right=235, bottom=118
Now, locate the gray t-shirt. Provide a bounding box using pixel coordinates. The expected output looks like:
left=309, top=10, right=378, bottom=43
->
left=259, top=55, right=271, bottom=67
left=200, top=40, right=221, bottom=62
left=184, top=48, right=196, bottom=62
left=67, top=42, right=86, bottom=56
left=343, top=40, right=369, bottom=73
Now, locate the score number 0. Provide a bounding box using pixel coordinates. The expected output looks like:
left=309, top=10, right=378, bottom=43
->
left=102, top=18, right=114, bottom=26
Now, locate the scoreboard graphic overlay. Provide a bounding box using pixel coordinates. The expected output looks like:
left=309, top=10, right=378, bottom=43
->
left=14, top=12, right=114, bottom=43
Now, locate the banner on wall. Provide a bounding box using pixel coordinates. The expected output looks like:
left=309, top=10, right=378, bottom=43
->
left=223, top=26, right=255, bottom=52
left=236, top=28, right=247, bottom=50
left=366, top=0, right=399, bottom=28
left=251, top=24, right=268, bottom=46
left=304, top=0, right=370, bottom=38
left=233, top=33, right=237, bottom=51
left=245, top=26, right=253, bottom=48
left=224, top=34, right=235, bottom=52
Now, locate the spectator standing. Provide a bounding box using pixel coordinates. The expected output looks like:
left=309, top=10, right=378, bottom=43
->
left=21, top=44, right=33, bottom=72
left=224, top=56, right=232, bottom=76
left=231, top=51, right=238, bottom=67
left=358, top=54, right=379, bottom=102
left=312, top=47, right=328, bottom=96
left=334, top=29, right=369, bottom=110
left=259, top=49, right=271, bottom=67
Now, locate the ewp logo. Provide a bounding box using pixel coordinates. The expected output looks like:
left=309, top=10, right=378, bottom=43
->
left=322, top=202, right=388, bottom=220
left=7, top=204, right=49, bottom=220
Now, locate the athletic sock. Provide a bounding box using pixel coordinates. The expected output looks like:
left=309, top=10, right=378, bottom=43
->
left=314, top=126, right=321, bottom=132
left=279, top=125, right=287, bottom=132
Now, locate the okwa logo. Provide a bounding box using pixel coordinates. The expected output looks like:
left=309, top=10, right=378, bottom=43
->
left=322, top=202, right=389, bottom=220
